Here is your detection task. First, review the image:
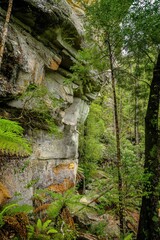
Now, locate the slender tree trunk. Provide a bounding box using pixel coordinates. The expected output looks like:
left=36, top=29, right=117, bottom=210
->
left=0, top=0, right=13, bottom=70
left=134, top=77, right=139, bottom=145
left=137, top=52, right=160, bottom=240
left=118, top=87, right=123, bottom=131
left=107, top=38, right=124, bottom=238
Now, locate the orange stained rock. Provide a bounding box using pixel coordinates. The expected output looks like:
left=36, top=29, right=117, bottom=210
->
left=49, top=58, right=61, bottom=71
left=0, top=182, right=11, bottom=205
left=69, top=163, right=75, bottom=169
left=53, top=163, right=75, bottom=175
left=48, top=178, right=74, bottom=193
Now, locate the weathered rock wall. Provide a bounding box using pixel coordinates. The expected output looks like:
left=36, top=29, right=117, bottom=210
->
left=0, top=0, right=91, bottom=204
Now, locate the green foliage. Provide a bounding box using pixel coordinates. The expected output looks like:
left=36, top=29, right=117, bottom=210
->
left=5, top=203, right=33, bottom=215
left=47, top=198, right=63, bottom=219
left=27, top=218, right=57, bottom=240
left=79, top=100, right=105, bottom=182
left=46, top=188, right=84, bottom=218
left=68, top=47, right=102, bottom=95
left=33, top=188, right=81, bottom=240
left=25, top=178, right=39, bottom=189
left=121, top=140, right=144, bottom=208
left=67, top=1, right=133, bottom=96
left=86, top=0, right=133, bottom=26
left=124, top=233, right=133, bottom=240
left=0, top=202, right=33, bottom=228
left=0, top=204, right=18, bottom=227
left=89, top=221, right=107, bottom=238
left=123, top=0, right=160, bottom=53
left=79, top=90, right=145, bottom=233
left=19, top=84, right=62, bottom=135
left=75, top=1, right=155, bottom=238
left=0, top=118, right=31, bottom=156
left=52, top=217, right=77, bottom=240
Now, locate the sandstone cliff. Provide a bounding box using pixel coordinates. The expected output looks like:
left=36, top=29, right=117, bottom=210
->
left=0, top=0, right=95, bottom=204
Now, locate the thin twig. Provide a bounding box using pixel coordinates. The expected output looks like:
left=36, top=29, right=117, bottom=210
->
left=0, top=0, right=13, bottom=70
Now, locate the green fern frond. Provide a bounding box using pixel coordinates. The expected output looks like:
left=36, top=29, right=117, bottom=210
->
left=42, top=220, right=52, bottom=231
left=0, top=130, right=31, bottom=155
left=6, top=204, right=33, bottom=215
left=47, top=228, right=57, bottom=234
left=36, top=219, right=43, bottom=231
left=0, top=119, right=31, bottom=156
left=0, top=204, right=18, bottom=227
left=0, top=118, right=23, bottom=134
left=47, top=201, right=64, bottom=219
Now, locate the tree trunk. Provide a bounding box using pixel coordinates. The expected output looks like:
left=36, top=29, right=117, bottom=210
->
left=137, top=52, right=160, bottom=240
left=134, top=77, right=139, bottom=145
left=107, top=37, right=124, bottom=238
left=0, top=0, right=13, bottom=70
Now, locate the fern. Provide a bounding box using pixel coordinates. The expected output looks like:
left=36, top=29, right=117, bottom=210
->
left=0, top=118, right=24, bottom=134
left=42, top=220, right=52, bottom=231
left=47, top=200, right=64, bottom=219
left=0, top=118, right=31, bottom=156
left=27, top=218, right=57, bottom=240
left=36, top=218, right=43, bottom=231
left=0, top=203, right=18, bottom=227
left=6, top=204, right=33, bottom=215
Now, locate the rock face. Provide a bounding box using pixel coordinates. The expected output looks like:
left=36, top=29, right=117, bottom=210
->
left=0, top=0, right=92, bottom=204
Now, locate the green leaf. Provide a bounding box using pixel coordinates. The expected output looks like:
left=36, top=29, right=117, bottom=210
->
left=0, top=203, right=18, bottom=216
left=36, top=219, right=42, bottom=230
left=47, top=229, right=58, bottom=234
left=27, top=225, right=34, bottom=233
left=124, top=233, right=133, bottom=240
left=42, top=220, right=52, bottom=231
